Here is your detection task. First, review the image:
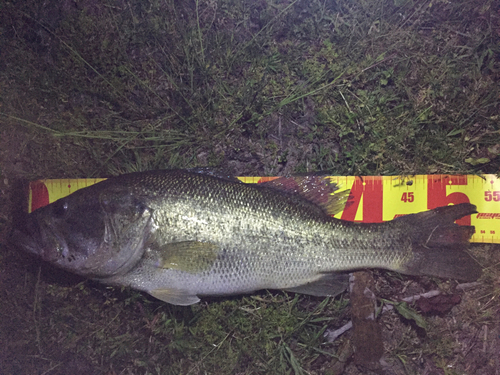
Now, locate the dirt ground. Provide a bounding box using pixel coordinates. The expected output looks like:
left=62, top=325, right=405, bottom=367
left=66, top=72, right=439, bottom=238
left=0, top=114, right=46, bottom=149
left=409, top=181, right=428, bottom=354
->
left=1, top=0, right=500, bottom=373
left=1, top=120, right=500, bottom=375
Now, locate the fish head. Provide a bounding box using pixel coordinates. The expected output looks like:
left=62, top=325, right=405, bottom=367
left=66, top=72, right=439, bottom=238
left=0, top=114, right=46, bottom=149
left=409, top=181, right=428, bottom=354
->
left=13, top=185, right=153, bottom=279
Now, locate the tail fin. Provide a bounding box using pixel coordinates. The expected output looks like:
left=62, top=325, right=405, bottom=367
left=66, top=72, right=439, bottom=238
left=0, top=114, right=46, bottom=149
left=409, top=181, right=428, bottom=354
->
left=396, top=203, right=482, bottom=281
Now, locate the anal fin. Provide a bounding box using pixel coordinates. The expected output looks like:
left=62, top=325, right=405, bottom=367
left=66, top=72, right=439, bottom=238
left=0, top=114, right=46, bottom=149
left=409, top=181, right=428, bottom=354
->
left=284, top=273, right=348, bottom=297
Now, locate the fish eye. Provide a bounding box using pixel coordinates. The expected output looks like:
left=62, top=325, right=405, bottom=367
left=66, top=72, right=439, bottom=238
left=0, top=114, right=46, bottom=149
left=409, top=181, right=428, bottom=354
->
left=52, top=200, right=69, bottom=218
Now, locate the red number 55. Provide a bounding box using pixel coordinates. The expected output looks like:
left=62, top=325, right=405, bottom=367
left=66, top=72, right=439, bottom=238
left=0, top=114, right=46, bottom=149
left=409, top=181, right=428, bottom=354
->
left=484, top=191, right=500, bottom=202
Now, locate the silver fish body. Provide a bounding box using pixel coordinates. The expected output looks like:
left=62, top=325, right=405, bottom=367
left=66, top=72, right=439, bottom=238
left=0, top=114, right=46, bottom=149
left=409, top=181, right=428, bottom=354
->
left=14, top=170, right=481, bottom=305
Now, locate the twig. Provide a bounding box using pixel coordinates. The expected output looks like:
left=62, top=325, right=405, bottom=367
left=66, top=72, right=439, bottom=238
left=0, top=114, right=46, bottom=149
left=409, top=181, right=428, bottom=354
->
left=324, top=282, right=480, bottom=343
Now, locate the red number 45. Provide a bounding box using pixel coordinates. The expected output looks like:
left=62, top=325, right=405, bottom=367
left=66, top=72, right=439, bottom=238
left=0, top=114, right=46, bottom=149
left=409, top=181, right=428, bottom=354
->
left=401, top=192, right=414, bottom=203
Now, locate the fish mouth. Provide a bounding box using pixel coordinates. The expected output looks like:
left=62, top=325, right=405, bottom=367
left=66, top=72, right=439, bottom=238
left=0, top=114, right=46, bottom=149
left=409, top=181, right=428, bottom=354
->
left=11, top=215, right=69, bottom=263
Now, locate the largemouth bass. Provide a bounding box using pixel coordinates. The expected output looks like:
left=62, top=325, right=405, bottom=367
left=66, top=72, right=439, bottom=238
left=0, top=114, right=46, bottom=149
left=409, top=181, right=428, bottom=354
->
left=13, top=170, right=482, bottom=305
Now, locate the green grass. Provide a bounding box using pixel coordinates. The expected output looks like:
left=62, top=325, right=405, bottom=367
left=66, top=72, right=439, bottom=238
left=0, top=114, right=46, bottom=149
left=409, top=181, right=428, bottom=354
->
left=1, top=0, right=499, bottom=374
left=1, top=0, right=498, bottom=178
left=3, top=262, right=351, bottom=374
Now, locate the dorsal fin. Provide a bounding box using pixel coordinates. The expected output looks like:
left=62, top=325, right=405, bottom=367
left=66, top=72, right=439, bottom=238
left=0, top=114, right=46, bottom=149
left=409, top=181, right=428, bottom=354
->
left=186, top=167, right=242, bottom=183
left=260, top=175, right=350, bottom=215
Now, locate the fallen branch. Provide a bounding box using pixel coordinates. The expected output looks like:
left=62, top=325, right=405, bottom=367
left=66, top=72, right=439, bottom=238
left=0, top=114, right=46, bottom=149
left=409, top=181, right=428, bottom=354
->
left=324, top=282, right=480, bottom=342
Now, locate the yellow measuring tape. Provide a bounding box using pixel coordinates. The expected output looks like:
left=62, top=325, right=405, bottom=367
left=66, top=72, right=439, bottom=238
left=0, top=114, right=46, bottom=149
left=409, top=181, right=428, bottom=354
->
left=28, top=174, right=500, bottom=243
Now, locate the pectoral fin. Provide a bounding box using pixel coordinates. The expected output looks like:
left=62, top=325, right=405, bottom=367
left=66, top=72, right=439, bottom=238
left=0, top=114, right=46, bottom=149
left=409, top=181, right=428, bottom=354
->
left=149, top=288, right=200, bottom=305
left=284, top=273, right=349, bottom=297
left=152, top=241, right=219, bottom=274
